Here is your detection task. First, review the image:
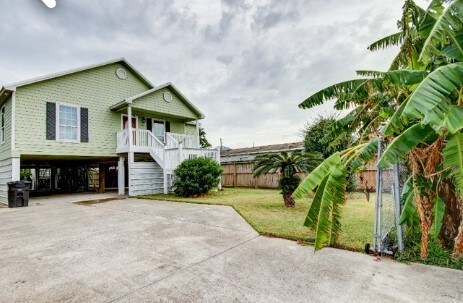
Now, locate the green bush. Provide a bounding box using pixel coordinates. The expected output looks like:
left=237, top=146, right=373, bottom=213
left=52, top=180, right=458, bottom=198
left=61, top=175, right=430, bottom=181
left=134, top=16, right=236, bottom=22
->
left=396, top=229, right=463, bottom=270
left=173, top=157, right=223, bottom=197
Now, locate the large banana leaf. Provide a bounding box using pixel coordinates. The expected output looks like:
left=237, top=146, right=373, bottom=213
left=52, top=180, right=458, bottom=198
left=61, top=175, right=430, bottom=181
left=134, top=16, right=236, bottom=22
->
left=304, top=175, right=328, bottom=229
left=368, top=32, right=403, bottom=51
left=402, top=63, right=463, bottom=128
left=314, top=165, right=346, bottom=250
left=298, top=80, right=368, bottom=109
left=419, top=0, right=463, bottom=63
left=378, top=123, right=436, bottom=168
left=383, top=97, right=410, bottom=136
left=444, top=105, right=463, bottom=134
left=429, top=197, right=445, bottom=240
left=399, top=176, right=420, bottom=228
left=292, top=153, right=341, bottom=199
left=350, top=138, right=380, bottom=171
left=329, top=166, right=347, bottom=244
left=441, top=32, right=463, bottom=61
left=356, top=70, right=427, bottom=86
left=443, top=133, right=463, bottom=197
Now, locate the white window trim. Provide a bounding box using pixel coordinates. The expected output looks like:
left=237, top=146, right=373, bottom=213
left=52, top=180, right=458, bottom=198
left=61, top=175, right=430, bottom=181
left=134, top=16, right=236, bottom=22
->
left=0, top=105, right=5, bottom=145
left=56, top=102, right=81, bottom=143
left=120, top=114, right=139, bottom=130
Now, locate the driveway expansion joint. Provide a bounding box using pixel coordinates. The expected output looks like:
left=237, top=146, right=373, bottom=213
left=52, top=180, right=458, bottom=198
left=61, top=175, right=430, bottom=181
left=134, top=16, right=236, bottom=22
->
left=106, top=235, right=261, bottom=303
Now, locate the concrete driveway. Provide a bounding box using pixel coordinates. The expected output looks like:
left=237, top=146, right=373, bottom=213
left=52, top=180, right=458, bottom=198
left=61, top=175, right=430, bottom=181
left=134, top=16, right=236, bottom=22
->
left=0, top=198, right=462, bottom=303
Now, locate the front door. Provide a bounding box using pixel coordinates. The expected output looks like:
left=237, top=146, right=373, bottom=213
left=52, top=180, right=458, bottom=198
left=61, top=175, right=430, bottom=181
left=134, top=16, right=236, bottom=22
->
left=122, top=115, right=137, bottom=130
left=152, top=120, right=165, bottom=143
left=122, top=115, right=137, bottom=145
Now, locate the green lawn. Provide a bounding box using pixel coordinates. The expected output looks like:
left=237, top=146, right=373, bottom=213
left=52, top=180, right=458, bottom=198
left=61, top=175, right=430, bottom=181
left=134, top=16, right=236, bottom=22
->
left=139, top=187, right=374, bottom=251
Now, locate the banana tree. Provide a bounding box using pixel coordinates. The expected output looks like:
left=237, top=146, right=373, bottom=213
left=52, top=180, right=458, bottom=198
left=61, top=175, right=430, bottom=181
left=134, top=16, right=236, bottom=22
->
left=294, top=0, right=463, bottom=258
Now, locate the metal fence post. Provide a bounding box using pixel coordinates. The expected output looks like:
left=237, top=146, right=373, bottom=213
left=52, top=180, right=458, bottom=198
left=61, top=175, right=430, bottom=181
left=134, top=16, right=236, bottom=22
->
left=393, top=163, right=404, bottom=251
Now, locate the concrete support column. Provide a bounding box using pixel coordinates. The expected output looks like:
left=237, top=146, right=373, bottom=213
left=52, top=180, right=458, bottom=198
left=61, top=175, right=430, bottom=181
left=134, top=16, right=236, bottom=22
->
left=163, top=171, right=168, bottom=194
left=118, top=156, right=125, bottom=196
left=128, top=152, right=134, bottom=196
left=99, top=163, right=105, bottom=194
left=11, top=157, right=20, bottom=181
left=51, top=167, right=57, bottom=190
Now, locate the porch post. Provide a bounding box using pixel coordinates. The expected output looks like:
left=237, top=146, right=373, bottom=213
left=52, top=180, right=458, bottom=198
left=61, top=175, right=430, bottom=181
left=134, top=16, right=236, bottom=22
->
left=216, top=147, right=222, bottom=190
left=118, top=156, right=125, bottom=196
left=195, top=120, right=200, bottom=148
left=127, top=105, right=133, bottom=152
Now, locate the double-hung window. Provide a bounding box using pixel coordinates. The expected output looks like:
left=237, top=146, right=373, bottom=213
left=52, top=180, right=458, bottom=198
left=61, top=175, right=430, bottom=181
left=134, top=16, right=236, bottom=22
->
left=57, top=104, right=80, bottom=142
left=0, top=105, right=5, bottom=144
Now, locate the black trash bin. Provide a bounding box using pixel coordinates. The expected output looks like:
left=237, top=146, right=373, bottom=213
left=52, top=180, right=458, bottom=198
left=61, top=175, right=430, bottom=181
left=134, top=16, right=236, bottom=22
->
left=7, top=181, right=31, bottom=208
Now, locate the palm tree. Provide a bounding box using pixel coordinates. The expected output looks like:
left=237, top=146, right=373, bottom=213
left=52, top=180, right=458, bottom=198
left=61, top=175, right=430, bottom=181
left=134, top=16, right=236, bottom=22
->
left=294, top=0, right=463, bottom=258
left=253, top=151, right=323, bottom=207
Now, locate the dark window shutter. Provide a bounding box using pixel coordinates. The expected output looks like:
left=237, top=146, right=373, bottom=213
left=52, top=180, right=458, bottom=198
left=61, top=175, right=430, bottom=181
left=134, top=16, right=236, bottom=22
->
left=46, top=102, right=56, bottom=140
left=147, top=119, right=152, bottom=132
left=80, top=107, right=89, bottom=142
left=166, top=121, right=171, bottom=133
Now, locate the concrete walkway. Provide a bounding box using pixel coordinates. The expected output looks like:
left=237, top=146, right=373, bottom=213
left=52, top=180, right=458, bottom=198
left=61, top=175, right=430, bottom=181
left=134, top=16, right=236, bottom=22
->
left=0, top=198, right=461, bottom=303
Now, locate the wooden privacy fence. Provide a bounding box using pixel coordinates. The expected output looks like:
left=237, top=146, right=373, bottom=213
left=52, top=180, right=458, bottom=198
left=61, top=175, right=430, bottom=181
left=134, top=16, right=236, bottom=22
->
left=221, top=161, right=388, bottom=190
left=221, top=162, right=308, bottom=189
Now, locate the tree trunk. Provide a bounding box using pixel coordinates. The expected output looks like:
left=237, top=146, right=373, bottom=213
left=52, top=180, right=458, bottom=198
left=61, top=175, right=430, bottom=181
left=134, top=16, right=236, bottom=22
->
left=439, top=181, right=461, bottom=247
left=283, top=193, right=295, bottom=208
left=453, top=202, right=463, bottom=258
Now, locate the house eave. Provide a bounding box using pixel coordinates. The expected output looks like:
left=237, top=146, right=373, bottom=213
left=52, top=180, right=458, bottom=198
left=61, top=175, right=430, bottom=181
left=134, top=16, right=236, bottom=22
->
left=0, top=86, right=15, bottom=105
left=123, top=82, right=205, bottom=119
left=3, top=57, right=154, bottom=90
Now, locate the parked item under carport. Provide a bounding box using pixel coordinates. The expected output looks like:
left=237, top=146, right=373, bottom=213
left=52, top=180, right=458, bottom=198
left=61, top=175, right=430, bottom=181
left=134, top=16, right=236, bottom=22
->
left=7, top=181, right=31, bottom=208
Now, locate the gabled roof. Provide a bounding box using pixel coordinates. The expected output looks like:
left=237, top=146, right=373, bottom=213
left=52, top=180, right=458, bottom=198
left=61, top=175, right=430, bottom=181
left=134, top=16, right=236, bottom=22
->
left=110, top=82, right=205, bottom=119
left=221, top=142, right=304, bottom=156
left=2, top=57, right=154, bottom=90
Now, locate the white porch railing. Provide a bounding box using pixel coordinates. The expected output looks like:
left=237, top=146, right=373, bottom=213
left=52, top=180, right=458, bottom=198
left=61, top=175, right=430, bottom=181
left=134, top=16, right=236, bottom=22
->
left=116, top=129, right=219, bottom=173
left=166, top=132, right=199, bottom=149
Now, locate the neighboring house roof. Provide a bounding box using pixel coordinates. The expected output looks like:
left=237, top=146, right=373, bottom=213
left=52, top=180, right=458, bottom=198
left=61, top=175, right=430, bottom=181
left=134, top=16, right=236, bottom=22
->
left=221, top=142, right=304, bottom=163
left=2, top=57, right=154, bottom=90
left=110, top=82, right=205, bottom=119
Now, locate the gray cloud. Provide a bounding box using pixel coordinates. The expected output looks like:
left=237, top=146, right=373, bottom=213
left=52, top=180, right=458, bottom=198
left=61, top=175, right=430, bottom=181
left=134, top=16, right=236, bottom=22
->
left=0, top=0, right=428, bottom=148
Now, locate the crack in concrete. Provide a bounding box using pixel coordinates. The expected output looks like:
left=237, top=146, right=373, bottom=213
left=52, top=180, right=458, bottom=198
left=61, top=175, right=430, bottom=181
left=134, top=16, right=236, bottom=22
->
left=106, top=235, right=260, bottom=303
left=94, top=204, right=254, bottom=234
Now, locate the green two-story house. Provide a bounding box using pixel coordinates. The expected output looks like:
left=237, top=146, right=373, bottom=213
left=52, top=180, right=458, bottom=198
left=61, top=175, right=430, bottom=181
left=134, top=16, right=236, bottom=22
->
left=0, top=58, right=219, bottom=204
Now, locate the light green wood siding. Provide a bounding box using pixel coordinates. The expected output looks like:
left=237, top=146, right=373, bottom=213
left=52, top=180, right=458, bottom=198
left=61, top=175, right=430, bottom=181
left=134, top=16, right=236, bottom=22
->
left=134, top=88, right=199, bottom=120
left=131, top=109, right=185, bottom=133
left=0, top=98, right=12, bottom=160
left=184, top=124, right=196, bottom=135
left=14, top=63, right=150, bottom=157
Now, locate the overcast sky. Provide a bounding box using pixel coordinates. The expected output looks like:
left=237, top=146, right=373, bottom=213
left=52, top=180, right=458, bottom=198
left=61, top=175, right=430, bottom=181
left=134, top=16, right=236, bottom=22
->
left=0, top=0, right=428, bottom=148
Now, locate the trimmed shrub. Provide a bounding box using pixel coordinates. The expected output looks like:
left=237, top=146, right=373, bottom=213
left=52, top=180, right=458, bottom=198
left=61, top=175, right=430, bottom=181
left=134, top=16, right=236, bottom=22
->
left=173, top=157, right=223, bottom=197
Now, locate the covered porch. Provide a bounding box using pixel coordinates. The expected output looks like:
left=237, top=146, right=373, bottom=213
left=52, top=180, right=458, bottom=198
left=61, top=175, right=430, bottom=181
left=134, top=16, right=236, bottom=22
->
left=110, top=87, right=220, bottom=196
